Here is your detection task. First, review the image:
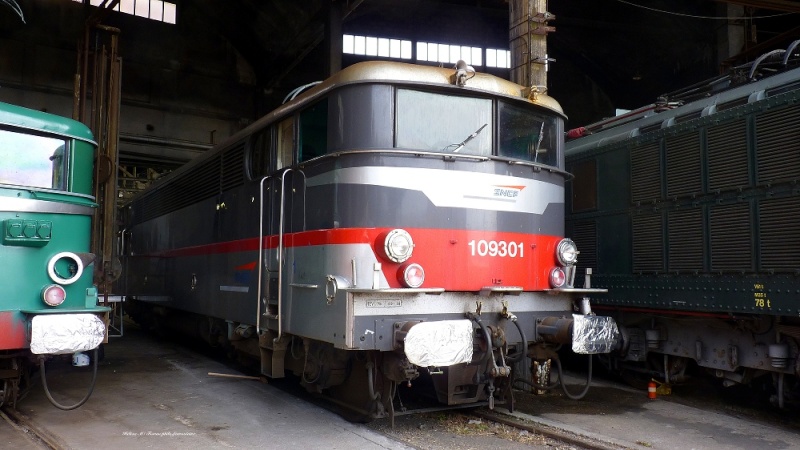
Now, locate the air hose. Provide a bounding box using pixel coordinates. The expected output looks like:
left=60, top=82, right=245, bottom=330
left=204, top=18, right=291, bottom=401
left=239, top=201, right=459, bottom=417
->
left=505, top=318, right=528, bottom=364
left=512, top=354, right=594, bottom=399
left=554, top=354, right=593, bottom=400
left=39, top=347, right=99, bottom=410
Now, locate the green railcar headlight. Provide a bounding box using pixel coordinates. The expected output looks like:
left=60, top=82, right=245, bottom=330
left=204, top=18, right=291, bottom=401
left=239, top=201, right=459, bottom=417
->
left=47, top=251, right=84, bottom=285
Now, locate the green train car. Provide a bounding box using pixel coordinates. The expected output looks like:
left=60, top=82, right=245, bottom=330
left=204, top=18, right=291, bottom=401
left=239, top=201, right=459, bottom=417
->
left=565, top=43, right=800, bottom=407
left=0, top=101, right=108, bottom=409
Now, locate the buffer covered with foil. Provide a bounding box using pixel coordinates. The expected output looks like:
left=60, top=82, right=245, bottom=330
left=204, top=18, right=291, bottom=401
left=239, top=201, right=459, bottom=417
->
left=572, top=313, right=619, bottom=354
left=30, top=314, right=106, bottom=355
left=404, top=319, right=474, bottom=367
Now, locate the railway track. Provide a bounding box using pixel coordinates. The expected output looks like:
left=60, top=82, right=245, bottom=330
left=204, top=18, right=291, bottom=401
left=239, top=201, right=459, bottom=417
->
left=0, top=406, right=63, bottom=450
left=474, top=408, right=628, bottom=450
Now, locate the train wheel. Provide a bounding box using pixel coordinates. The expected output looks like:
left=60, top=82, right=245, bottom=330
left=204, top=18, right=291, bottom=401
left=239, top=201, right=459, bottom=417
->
left=326, top=353, right=385, bottom=423
left=0, top=358, right=21, bottom=407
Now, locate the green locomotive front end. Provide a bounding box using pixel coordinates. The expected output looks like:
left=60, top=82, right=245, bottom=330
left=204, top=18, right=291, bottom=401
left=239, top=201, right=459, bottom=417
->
left=0, top=101, right=108, bottom=408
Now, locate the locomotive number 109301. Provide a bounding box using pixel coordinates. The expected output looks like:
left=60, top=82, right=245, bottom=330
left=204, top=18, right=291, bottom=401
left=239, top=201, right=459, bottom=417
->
left=467, top=239, right=525, bottom=258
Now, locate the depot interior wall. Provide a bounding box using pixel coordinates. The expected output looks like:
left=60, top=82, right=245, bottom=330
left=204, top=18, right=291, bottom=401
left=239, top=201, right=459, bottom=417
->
left=0, top=1, right=256, bottom=170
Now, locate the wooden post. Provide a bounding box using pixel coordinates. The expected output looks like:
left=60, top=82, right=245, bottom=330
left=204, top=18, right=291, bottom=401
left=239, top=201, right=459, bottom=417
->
left=325, top=0, right=343, bottom=77
left=509, top=0, right=555, bottom=88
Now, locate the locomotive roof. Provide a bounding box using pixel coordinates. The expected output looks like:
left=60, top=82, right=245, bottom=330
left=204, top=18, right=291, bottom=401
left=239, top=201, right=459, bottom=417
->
left=295, top=60, right=565, bottom=115
left=134, top=61, right=566, bottom=201
left=243, top=61, right=565, bottom=139
left=0, top=101, right=96, bottom=143
left=565, top=65, right=800, bottom=156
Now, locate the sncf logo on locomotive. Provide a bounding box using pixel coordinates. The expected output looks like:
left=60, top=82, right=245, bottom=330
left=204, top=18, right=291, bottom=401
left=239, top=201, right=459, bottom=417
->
left=492, top=185, right=524, bottom=198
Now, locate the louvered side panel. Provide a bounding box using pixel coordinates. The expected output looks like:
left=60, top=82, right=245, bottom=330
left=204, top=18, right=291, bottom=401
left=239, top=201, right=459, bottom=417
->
left=667, top=209, right=703, bottom=271
left=707, top=119, right=749, bottom=192
left=630, top=142, right=661, bottom=204
left=665, top=132, right=702, bottom=198
left=221, top=144, right=246, bottom=192
left=756, top=104, right=800, bottom=184
left=759, top=196, right=800, bottom=270
left=709, top=203, right=752, bottom=271
left=571, top=220, right=597, bottom=279
left=137, top=154, right=221, bottom=224
left=632, top=213, right=663, bottom=272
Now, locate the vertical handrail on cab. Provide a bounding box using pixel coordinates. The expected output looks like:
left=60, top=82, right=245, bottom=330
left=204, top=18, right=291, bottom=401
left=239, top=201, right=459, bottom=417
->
left=256, top=169, right=293, bottom=338
left=256, top=175, right=271, bottom=333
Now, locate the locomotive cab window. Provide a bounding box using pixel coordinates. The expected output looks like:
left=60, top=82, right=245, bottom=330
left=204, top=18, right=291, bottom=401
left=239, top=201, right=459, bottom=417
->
left=248, top=127, right=273, bottom=179
left=395, top=89, right=492, bottom=155
left=299, top=99, right=328, bottom=162
left=0, top=129, right=67, bottom=190
left=328, top=84, right=393, bottom=151
left=277, top=117, right=293, bottom=169
left=498, top=101, right=563, bottom=168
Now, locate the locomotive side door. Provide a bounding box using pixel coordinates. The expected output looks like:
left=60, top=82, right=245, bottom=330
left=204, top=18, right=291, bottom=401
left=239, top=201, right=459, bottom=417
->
left=258, top=117, right=294, bottom=335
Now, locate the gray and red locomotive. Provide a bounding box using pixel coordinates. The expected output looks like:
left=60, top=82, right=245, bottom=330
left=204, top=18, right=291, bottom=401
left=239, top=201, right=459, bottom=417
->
left=118, top=61, right=617, bottom=419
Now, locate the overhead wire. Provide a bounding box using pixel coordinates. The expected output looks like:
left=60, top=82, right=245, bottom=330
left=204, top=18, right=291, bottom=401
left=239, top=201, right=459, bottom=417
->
left=613, top=0, right=794, bottom=20
left=1, top=0, right=25, bottom=23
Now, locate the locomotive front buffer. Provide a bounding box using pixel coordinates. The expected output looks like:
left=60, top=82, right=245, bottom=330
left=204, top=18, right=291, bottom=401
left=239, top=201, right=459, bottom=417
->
left=334, top=258, right=618, bottom=414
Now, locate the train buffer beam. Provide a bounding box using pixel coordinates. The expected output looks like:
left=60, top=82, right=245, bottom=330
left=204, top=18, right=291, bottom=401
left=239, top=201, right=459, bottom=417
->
left=99, top=294, right=125, bottom=338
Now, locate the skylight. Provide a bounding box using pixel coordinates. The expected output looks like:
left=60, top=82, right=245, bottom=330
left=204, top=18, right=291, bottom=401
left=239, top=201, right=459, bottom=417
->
left=343, top=34, right=511, bottom=69
left=416, top=42, right=482, bottom=66
left=343, top=35, right=413, bottom=60
left=72, top=0, right=177, bottom=24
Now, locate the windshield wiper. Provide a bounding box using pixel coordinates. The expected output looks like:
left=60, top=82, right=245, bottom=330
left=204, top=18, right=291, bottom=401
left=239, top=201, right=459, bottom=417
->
left=446, top=123, right=487, bottom=153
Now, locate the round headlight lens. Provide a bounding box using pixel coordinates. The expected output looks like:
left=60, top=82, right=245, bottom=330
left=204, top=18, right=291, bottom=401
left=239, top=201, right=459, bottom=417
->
left=47, top=251, right=84, bottom=285
left=384, top=229, right=414, bottom=263
left=42, top=284, right=67, bottom=307
left=401, top=263, right=425, bottom=288
left=549, top=267, right=566, bottom=288
left=556, top=239, right=579, bottom=266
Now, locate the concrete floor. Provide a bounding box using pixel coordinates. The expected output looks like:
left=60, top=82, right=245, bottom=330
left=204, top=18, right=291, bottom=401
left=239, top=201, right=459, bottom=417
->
left=10, top=326, right=412, bottom=450
left=507, top=369, right=800, bottom=450
left=6, top=323, right=800, bottom=450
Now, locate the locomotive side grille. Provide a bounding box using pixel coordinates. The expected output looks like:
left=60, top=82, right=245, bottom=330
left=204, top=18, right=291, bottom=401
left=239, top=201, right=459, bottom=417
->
left=136, top=154, right=222, bottom=224
left=667, top=209, right=703, bottom=271
left=759, top=196, right=800, bottom=270
left=630, top=142, right=661, bottom=204
left=710, top=203, right=752, bottom=271
left=571, top=220, right=597, bottom=280
left=170, top=154, right=221, bottom=210
left=756, top=104, right=800, bottom=184
left=665, top=132, right=702, bottom=198
left=632, top=213, right=663, bottom=272
left=570, top=159, right=598, bottom=212
left=707, top=119, right=749, bottom=191
left=221, top=143, right=246, bottom=192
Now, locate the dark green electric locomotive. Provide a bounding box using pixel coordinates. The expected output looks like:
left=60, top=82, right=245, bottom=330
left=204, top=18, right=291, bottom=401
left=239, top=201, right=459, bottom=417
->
left=565, top=42, right=800, bottom=407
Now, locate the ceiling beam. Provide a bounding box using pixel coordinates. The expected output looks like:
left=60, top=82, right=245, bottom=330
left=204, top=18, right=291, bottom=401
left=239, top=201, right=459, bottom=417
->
left=265, top=0, right=365, bottom=90
left=711, top=0, right=800, bottom=13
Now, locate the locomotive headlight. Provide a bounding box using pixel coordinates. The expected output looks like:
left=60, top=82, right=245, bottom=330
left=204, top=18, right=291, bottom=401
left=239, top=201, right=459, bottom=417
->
left=549, top=267, right=566, bottom=288
left=556, top=239, right=579, bottom=266
left=383, top=229, right=414, bottom=263
left=400, top=263, right=425, bottom=288
left=47, top=252, right=84, bottom=285
left=41, top=284, right=67, bottom=307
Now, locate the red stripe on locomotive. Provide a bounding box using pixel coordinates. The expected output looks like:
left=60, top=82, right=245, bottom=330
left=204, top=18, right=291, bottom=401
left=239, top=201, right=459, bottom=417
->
left=156, top=227, right=562, bottom=291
